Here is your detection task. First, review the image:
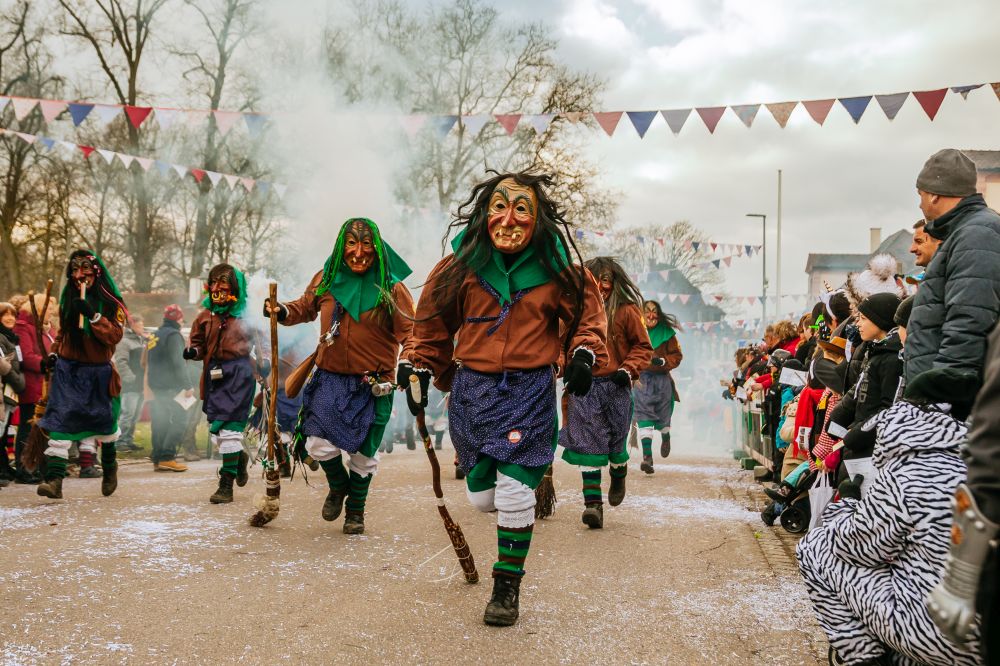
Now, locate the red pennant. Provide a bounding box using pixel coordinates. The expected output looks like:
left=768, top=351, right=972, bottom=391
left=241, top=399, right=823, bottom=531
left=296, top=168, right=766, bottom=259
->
left=695, top=107, right=726, bottom=134
left=802, top=99, right=835, bottom=126
left=124, top=106, right=153, bottom=128
left=78, top=145, right=95, bottom=158
left=593, top=111, right=623, bottom=136
left=912, top=88, right=948, bottom=120
left=992, top=83, right=1000, bottom=102
left=494, top=114, right=521, bottom=135
left=190, top=168, right=206, bottom=183
left=710, top=242, right=718, bottom=252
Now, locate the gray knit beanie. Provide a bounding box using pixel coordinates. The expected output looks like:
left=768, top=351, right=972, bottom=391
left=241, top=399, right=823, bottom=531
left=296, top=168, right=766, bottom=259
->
left=916, top=149, right=977, bottom=197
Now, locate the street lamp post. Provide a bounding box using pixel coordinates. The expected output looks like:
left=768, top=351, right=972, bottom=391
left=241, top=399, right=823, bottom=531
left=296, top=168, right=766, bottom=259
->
left=746, top=213, right=767, bottom=327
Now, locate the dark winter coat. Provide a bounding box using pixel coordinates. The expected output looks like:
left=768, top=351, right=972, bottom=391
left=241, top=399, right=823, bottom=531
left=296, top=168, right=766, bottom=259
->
left=113, top=327, right=146, bottom=393
left=148, top=320, right=193, bottom=392
left=905, top=193, right=1000, bottom=383
left=0, top=329, right=25, bottom=406
left=967, top=322, right=1000, bottom=522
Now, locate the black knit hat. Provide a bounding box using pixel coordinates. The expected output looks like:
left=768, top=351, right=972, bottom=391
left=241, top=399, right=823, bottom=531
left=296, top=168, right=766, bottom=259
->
left=904, top=368, right=981, bottom=419
left=894, top=295, right=915, bottom=328
left=858, top=292, right=902, bottom=333
left=916, top=149, right=977, bottom=197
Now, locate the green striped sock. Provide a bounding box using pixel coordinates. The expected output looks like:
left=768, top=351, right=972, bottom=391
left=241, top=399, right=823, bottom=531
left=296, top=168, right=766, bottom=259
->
left=494, top=524, right=534, bottom=578
left=319, top=456, right=349, bottom=490
left=582, top=469, right=602, bottom=505
left=221, top=452, right=239, bottom=475
left=641, top=438, right=653, bottom=457
left=345, top=471, right=372, bottom=513
left=609, top=464, right=627, bottom=479
left=45, top=455, right=67, bottom=480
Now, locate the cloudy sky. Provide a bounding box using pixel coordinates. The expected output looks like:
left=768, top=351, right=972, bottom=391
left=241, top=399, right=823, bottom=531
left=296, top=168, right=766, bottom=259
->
left=483, top=0, right=1000, bottom=317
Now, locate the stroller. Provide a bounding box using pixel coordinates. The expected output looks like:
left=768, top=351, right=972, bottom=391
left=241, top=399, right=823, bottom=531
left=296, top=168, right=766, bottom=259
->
left=760, top=468, right=817, bottom=534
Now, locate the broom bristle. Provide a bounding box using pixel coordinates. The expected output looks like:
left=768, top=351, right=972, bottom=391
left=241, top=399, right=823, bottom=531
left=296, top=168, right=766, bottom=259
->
left=534, top=465, right=556, bottom=519
left=22, top=425, right=48, bottom=473
left=248, top=495, right=280, bottom=527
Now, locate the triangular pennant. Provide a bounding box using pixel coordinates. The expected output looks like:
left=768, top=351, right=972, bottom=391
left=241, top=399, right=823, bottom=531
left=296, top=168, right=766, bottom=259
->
left=0, top=97, right=8, bottom=112
left=802, top=99, right=835, bottom=126
left=838, top=96, right=872, bottom=124
left=39, top=100, right=67, bottom=123
left=747, top=296, right=756, bottom=306
left=661, top=109, right=692, bottom=135
left=224, top=174, right=239, bottom=188
left=243, top=113, right=267, bottom=137
left=679, top=294, right=691, bottom=305
left=155, top=108, right=182, bottom=130
left=714, top=295, right=724, bottom=303
left=13, top=132, right=36, bottom=144
left=116, top=153, right=134, bottom=168
left=400, top=114, right=426, bottom=137
left=495, top=114, right=522, bottom=135
left=185, top=110, right=210, bottom=125
left=433, top=115, right=457, bottom=137
left=135, top=157, right=153, bottom=171
left=190, top=168, right=206, bottom=183
left=563, top=111, right=584, bottom=123
left=874, top=92, right=908, bottom=120
left=730, top=104, right=760, bottom=128
left=274, top=184, right=287, bottom=199
left=78, top=145, right=95, bottom=158
left=691, top=241, right=701, bottom=251
left=171, top=164, right=188, bottom=178
left=765, top=102, right=797, bottom=128
left=710, top=242, right=718, bottom=252
left=528, top=113, right=555, bottom=134
left=659, top=270, right=671, bottom=278
left=912, top=88, right=948, bottom=120
left=93, top=104, right=122, bottom=126
left=11, top=97, right=37, bottom=121
left=991, top=83, right=1000, bottom=102
left=723, top=256, right=732, bottom=267
left=240, top=177, right=255, bottom=192
left=38, top=136, right=55, bottom=151
left=625, top=111, right=657, bottom=138
left=154, top=161, right=171, bottom=176
left=124, top=106, right=153, bottom=128
left=461, top=115, right=490, bottom=135
left=695, top=106, right=726, bottom=134
left=668, top=294, right=677, bottom=303
left=951, top=84, right=983, bottom=100
left=96, top=149, right=115, bottom=164
left=205, top=171, right=223, bottom=186
left=745, top=245, right=753, bottom=256
left=67, top=103, right=94, bottom=126
left=574, top=229, right=584, bottom=240
left=212, top=110, right=241, bottom=135
left=256, top=181, right=270, bottom=195
left=712, top=259, right=721, bottom=268
left=592, top=111, right=622, bottom=136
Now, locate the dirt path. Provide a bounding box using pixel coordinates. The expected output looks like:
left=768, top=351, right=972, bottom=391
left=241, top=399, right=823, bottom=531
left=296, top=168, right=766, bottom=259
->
left=1, top=421, right=826, bottom=665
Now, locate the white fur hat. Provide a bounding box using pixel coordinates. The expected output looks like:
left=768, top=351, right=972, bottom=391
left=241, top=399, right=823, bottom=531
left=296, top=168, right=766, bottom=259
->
left=844, top=253, right=905, bottom=305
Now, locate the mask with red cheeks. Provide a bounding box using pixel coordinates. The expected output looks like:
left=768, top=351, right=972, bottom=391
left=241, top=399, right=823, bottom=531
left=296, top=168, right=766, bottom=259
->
left=598, top=272, right=613, bottom=300
left=643, top=304, right=659, bottom=329
left=487, top=178, right=538, bottom=254
left=70, top=255, right=98, bottom=289
left=207, top=267, right=237, bottom=307
left=344, top=220, right=375, bottom=274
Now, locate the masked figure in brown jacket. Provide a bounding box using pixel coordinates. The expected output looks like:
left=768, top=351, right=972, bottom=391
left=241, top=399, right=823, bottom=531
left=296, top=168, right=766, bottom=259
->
left=633, top=300, right=683, bottom=473
left=266, top=218, right=414, bottom=535
left=404, top=172, right=608, bottom=627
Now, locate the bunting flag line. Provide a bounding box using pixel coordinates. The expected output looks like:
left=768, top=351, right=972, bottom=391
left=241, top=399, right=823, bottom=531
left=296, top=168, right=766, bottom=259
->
left=0, top=79, right=996, bottom=140
left=642, top=291, right=811, bottom=307
left=576, top=228, right=761, bottom=258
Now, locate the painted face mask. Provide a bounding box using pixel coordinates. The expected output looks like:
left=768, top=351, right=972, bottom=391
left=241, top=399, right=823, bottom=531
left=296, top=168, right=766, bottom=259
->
left=344, top=220, right=375, bottom=274
left=598, top=271, right=614, bottom=300
left=487, top=178, right=537, bottom=254
left=207, top=268, right=237, bottom=307
left=70, top=255, right=98, bottom=289
left=643, top=304, right=659, bottom=329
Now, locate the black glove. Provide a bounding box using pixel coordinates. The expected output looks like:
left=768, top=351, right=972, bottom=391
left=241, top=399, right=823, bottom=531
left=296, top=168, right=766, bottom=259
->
left=563, top=348, right=595, bottom=397
left=257, top=358, right=271, bottom=378
left=42, top=353, right=58, bottom=372
left=651, top=357, right=666, bottom=367
left=838, top=474, right=864, bottom=501
left=182, top=347, right=198, bottom=360
left=75, top=298, right=95, bottom=319
left=610, top=368, right=632, bottom=388
left=263, top=299, right=287, bottom=322
left=397, top=362, right=431, bottom=415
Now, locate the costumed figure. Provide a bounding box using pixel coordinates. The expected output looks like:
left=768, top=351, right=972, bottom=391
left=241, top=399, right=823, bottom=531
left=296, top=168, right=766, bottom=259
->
left=405, top=172, right=608, bottom=626
left=633, top=300, right=682, bottom=474
left=37, top=250, right=127, bottom=499
left=558, top=257, right=652, bottom=529
left=266, top=218, right=413, bottom=535
left=186, top=263, right=266, bottom=504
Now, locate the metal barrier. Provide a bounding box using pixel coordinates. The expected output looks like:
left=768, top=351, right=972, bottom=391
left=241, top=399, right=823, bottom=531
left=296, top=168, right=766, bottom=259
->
left=733, top=399, right=775, bottom=472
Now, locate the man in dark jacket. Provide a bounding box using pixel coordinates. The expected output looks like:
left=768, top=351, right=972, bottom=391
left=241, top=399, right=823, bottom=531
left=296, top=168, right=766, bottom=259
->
left=904, top=149, right=1000, bottom=386
left=146, top=305, right=192, bottom=472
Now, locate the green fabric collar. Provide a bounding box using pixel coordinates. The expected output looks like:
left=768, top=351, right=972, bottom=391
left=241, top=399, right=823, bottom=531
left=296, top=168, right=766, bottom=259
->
left=329, top=242, right=411, bottom=321
left=202, top=267, right=248, bottom=317
left=450, top=229, right=569, bottom=305
left=648, top=322, right=676, bottom=349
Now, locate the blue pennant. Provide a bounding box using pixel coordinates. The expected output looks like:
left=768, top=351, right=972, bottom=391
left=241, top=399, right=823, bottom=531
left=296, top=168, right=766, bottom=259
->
left=67, top=103, right=94, bottom=126
left=839, top=96, right=872, bottom=124
left=626, top=111, right=657, bottom=138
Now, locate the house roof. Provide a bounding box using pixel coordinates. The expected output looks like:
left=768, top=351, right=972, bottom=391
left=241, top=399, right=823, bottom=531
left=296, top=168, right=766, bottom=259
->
left=964, top=150, right=1000, bottom=173
left=874, top=228, right=917, bottom=274
left=804, top=253, right=869, bottom=273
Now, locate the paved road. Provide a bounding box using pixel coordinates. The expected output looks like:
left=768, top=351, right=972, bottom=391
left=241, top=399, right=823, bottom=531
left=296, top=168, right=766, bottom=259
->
left=1, top=422, right=826, bottom=665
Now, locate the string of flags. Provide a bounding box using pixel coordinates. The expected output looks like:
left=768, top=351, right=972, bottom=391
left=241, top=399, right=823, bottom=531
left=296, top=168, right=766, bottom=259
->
left=0, top=80, right=996, bottom=139
left=576, top=228, right=761, bottom=258
left=648, top=292, right=811, bottom=306
left=0, top=127, right=287, bottom=198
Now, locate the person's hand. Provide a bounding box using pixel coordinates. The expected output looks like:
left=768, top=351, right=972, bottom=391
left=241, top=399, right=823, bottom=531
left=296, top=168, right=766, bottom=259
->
left=610, top=368, right=632, bottom=388
left=41, top=353, right=58, bottom=372
left=182, top=347, right=198, bottom=360
left=650, top=357, right=666, bottom=367
left=397, top=362, right=431, bottom=415
left=563, top=348, right=595, bottom=397
left=263, top=299, right=287, bottom=322
left=750, top=382, right=764, bottom=392
left=75, top=298, right=95, bottom=319
left=0, top=354, right=11, bottom=376
left=823, top=449, right=842, bottom=471
left=257, top=358, right=271, bottom=378
left=838, top=474, right=864, bottom=501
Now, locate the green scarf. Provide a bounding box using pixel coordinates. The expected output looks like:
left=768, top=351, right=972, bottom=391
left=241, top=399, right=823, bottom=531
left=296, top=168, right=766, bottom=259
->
left=328, top=242, right=411, bottom=321
left=201, top=266, right=248, bottom=317
left=450, top=229, right=570, bottom=305
left=647, top=322, right=676, bottom=349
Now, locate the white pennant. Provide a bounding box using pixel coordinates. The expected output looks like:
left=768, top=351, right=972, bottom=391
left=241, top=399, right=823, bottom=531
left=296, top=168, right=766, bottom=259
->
left=155, top=108, right=182, bottom=130
left=240, top=177, right=255, bottom=192
left=529, top=114, right=556, bottom=133
left=116, top=153, right=135, bottom=168
left=460, top=115, right=489, bottom=135
left=172, top=164, right=188, bottom=178
left=205, top=171, right=223, bottom=186
left=224, top=174, right=239, bottom=189
left=96, top=149, right=115, bottom=164
left=39, top=100, right=67, bottom=123
left=273, top=183, right=287, bottom=199
left=213, top=110, right=242, bottom=135
left=185, top=110, right=210, bottom=126
left=92, top=104, right=122, bottom=126
left=13, top=132, right=36, bottom=144
left=0, top=97, right=9, bottom=112
left=400, top=115, right=426, bottom=137
left=11, top=97, right=37, bottom=121
left=135, top=157, right=153, bottom=171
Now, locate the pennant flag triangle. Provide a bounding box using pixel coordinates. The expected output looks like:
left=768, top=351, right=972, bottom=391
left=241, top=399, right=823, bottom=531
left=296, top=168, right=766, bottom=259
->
left=659, top=270, right=671, bottom=278
left=710, top=242, right=718, bottom=252
left=991, top=83, right=1000, bottom=102
left=135, top=157, right=153, bottom=171
left=661, top=109, right=692, bottom=135
left=0, top=97, right=8, bottom=112
left=124, top=106, right=153, bottom=128
left=116, top=153, right=134, bottom=168
left=433, top=115, right=458, bottom=137
left=461, top=115, right=490, bottom=135
left=839, top=96, right=872, bottom=124
left=39, top=100, right=67, bottom=123
left=257, top=181, right=271, bottom=195
left=205, top=171, right=223, bottom=186
left=240, top=177, right=255, bottom=192
left=912, top=88, right=948, bottom=120
left=172, top=164, right=188, bottom=178
left=731, top=104, right=760, bottom=128
left=67, top=103, right=94, bottom=126
left=224, top=174, right=239, bottom=188
left=712, top=259, right=722, bottom=268
left=274, top=184, right=287, bottom=199
left=951, top=84, right=983, bottom=99
left=802, top=99, right=835, bottom=126
left=155, top=108, right=182, bottom=130
left=745, top=244, right=753, bottom=256
left=212, top=110, right=241, bottom=135
left=78, top=145, right=95, bottom=158
left=529, top=113, right=555, bottom=134
left=11, top=97, right=37, bottom=121
left=695, top=106, right=726, bottom=134
left=96, top=149, right=114, bottom=164
left=593, top=111, right=622, bottom=136
left=93, top=104, right=121, bottom=126
left=625, top=111, right=657, bottom=138
left=747, top=296, right=756, bottom=306
left=190, top=168, right=206, bottom=183
left=765, top=102, right=797, bottom=128
left=400, top=114, right=426, bottom=137
left=154, top=161, right=171, bottom=176
left=13, top=132, right=35, bottom=144
left=723, top=256, right=732, bottom=267
left=875, top=92, right=908, bottom=120
left=563, top=111, right=585, bottom=123
left=39, top=136, right=55, bottom=151
left=691, top=241, right=701, bottom=251
left=243, top=113, right=267, bottom=137
left=185, top=110, right=210, bottom=125
left=668, top=294, right=677, bottom=303
left=679, top=294, right=691, bottom=305
left=714, top=295, right=724, bottom=303
left=495, top=114, right=522, bottom=135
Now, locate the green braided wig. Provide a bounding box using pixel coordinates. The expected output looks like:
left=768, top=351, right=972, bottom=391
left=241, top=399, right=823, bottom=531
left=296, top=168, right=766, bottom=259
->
left=316, top=218, right=392, bottom=308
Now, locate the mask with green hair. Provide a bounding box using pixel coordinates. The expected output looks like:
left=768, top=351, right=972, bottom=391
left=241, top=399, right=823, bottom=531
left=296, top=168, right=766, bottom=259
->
left=202, top=263, right=247, bottom=317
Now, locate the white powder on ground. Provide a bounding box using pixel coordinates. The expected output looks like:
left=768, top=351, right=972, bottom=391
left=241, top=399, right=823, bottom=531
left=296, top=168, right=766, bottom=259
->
left=621, top=494, right=758, bottom=526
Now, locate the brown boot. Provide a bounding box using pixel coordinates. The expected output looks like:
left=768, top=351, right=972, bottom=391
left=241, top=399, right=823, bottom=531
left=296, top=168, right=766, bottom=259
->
left=608, top=473, right=626, bottom=506
left=155, top=460, right=188, bottom=472
left=343, top=511, right=365, bottom=534
left=37, top=477, right=63, bottom=499
left=236, top=451, right=249, bottom=487
left=483, top=574, right=521, bottom=626
left=210, top=472, right=235, bottom=504
left=101, top=464, right=118, bottom=497
left=582, top=503, right=604, bottom=529
left=640, top=455, right=655, bottom=474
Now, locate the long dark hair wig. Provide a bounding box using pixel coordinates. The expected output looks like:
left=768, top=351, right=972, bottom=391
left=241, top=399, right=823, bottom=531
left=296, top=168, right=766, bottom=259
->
left=642, top=299, right=681, bottom=331
left=59, top=249, right=128, bottom=349
left=585, top=256, right=642, bottom=338
left=432, top=171, right=587, bottom=352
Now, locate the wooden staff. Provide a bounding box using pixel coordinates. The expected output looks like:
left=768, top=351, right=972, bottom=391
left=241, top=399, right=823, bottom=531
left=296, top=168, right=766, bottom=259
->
left=23, top=280, right=54, bottom=472
left=411, top=376, right=478, bottom=584
left=250, top=282, right=282, bottom=527
left=78, top=281, right=86, bottom=328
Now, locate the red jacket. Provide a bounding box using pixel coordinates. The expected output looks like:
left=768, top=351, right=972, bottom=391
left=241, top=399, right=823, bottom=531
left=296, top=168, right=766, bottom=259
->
left=13, top=310, right=50, bottom=404
left=780, top=337, right=800, bottom=354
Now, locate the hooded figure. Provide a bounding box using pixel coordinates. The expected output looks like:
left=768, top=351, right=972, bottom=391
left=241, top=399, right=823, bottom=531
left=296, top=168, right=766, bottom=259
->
left=633, top=300, right=683, bottom=473
left=266, top=217, right=414, bottom=534
left=186, top=263, right=266, bottom=504
left=37, top=250, right=127, bottom=500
